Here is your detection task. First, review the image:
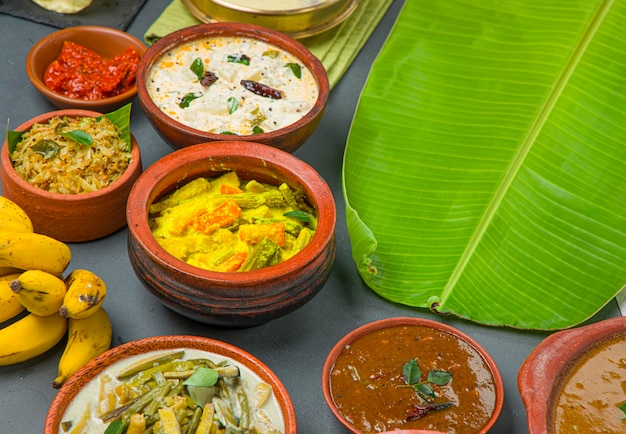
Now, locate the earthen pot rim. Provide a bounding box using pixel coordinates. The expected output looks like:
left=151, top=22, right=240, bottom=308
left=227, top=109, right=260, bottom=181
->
left=44, top=334, right=297, bottom=434
left=321, top=316, right=505, bottom=434
left=518, top=316, right=626, bottom=434
left=2, top=109, right=141, bottom=202
left=136, top=22, right=329, bottom=148
left=126, top=140, right=336, bottom=283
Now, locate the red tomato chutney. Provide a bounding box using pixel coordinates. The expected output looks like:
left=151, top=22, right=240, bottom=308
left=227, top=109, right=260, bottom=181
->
left=553, top=334, right=626, bottom=433
left=329, top=325, right=497, bottom=433
left=44, top=41, right=139, bottom=100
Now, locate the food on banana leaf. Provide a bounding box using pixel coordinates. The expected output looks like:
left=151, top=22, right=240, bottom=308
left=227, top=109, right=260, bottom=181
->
left=149, top=171, right=317, bottom=272
left=30, top=0, right=92, bottom=14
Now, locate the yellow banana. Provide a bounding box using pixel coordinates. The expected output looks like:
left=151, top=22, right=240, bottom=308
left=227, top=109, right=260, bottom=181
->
left=59, top=269, right=107, bottom=319
left=0, top=231, right=71, bottom=275
left=0, top=196, right=33, bottom=233
left=52, top=307, right=112, bottom=388
left=0, top=272, right=24, bottom=323
left=0, top=313, right=67, bottom=366
left=0, top=267, right=23, bottom=277
left=10, top=269, right=67, bottom=317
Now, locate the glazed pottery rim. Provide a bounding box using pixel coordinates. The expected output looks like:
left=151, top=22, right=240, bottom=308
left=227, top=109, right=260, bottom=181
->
left=518, top=316, right=626, bottom=434
left=126, top=140, right=336, bottom=282
left=136, top=22, right=329, bottom=143
left=26, top=25, right=146, bottom=108
left=322, top=316, right=505, bottom=434
left=44, top=334, right=297, bottom=434
left=2, top=109, right=141, bottom=202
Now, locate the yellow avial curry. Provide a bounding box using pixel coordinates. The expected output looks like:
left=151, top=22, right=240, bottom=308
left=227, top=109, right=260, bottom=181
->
left=149, top=171, right=316, bottom=272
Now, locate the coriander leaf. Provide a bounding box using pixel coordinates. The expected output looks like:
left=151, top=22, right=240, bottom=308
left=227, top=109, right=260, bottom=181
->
left=285, top=62, right=302, bottom=79
left=427, top=369, right=452, bottom=386
left=190, top=57, right=204, bottom=80
left=183, top=367, right=219, bottom=387
left=402, top=359, right=421, bottom=385
left=228, top=96, right=239, bottom=114
left=31, top=140, right=59, bottom=158
left=59, top=130, right=92, bottom=146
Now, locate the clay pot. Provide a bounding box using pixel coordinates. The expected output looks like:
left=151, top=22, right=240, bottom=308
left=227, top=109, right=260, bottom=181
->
left=44, top=335, right=297, bottom=433
left=126, top=141, right=336, bottom=327
left=1, top=109, right=142, bottom=243
left=26, top=25, right=146, bottom=112
left=322, top=317, right=504, bottom=434
left=136, top=22, right=329, bottom=153
left=518, top=316, right=626, bottom=434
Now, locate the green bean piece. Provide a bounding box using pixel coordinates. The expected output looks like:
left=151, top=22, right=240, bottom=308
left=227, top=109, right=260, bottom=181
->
left=122, top=382, right=174, bottom=424
left=211, top=191, right=287, bottom=209
left=235, top=383, right=250, bottom=430
left=237, top=237, right=281, bottom=271
left=212, top=396, right=238, bottom=429
left=216, top=364, right=240, bottom=378
left=130, top=361, right=197, bottom=388
left=186, top=406, right=203, bottom=434
left=118, top=351, right=185, bottom=379
left=278, top=183, right=298, bottom=209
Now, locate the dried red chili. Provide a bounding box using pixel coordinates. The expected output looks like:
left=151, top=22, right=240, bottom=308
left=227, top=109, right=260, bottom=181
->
left=44, top=41, right=140, bottom=100
left=240, top=79, right=285, bottom=99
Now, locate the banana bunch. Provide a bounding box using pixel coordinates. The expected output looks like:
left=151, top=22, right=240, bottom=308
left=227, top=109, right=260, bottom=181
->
left=0, top=196, right=112, bottom=387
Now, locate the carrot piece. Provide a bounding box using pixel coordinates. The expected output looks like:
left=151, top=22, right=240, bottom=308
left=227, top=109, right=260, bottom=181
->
left=192, top=199, right=241, bottom=234
left=239, top=222, right=285, bottom=246
left=220, top=183, right=244, bottom=194
left=217, top=251, right=248, bottom=272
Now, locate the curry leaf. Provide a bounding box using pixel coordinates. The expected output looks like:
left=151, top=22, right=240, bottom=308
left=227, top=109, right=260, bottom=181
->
left=59, top=130, right=92, bottom=146
left=103, top=420, right=124, bottom=434
left=6, top=130, right=24, bottom=154
left=190, top=57, right=204, bottom=80
left=228, top=54, right=250, bottom=66
left=285, top=62, right=302, bottom=79
left=427, top=370, right=452, bottom=386
left=343, top=0, right=626, bottom=330
left=402, top=359, right=421, bottom=385
left=101, top=102, right=132, bottom=151
left=284, top=210, right=313, bottom=223
left=183, top=367, right=219, bottom=387
left=179, top=92, right=202, bottom=108
left=31, top=140, right=59, bottom=158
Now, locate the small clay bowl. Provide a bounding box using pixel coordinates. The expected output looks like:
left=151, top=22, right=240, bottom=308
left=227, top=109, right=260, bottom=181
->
left=126, top=141, right=336, bottom=327
left=26, top=25, right=146, bottom=112
left=44, top=335, right=297, bottom=434
left=1, top=109, right=142, bottom=243
left=322, top=317, right=504, bottom=433
left=136, top=22, right=329, bottom=153
left=518, top=316, right=626, bottom=434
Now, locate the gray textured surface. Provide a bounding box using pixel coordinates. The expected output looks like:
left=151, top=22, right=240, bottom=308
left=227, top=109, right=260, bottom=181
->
left=0, top=1, right=620, bottom=432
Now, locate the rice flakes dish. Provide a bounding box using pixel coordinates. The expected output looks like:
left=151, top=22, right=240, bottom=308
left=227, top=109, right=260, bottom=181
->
left=11, top=115, right=131, bottom=194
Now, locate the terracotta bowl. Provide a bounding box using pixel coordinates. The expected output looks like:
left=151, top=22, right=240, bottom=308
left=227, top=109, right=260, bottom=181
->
left=26, top=25, right=146, bottom=112
left=136, top=22, right=329, bottom=153
left=1, top=109, right=142, bottom=243
left=518, top=316, right=626, bottom=434
left=322, top=317, right=504, bottom=433
left=44, top=334, right=297, bottom=434
left=126, top=141, right=336, bottom=327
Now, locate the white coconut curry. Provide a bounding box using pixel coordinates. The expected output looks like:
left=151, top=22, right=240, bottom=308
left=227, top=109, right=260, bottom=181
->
left=146, top=36, right=319, bottom=136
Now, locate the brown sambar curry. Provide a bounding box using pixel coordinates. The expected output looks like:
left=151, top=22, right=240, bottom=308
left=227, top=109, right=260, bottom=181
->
left=329, top=324, right=497, bottom=433
left=553, top=334, right=626, bottom=433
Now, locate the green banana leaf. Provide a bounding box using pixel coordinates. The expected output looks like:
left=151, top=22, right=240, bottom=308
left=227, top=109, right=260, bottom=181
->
left=343, top=0, right=626, bottom=330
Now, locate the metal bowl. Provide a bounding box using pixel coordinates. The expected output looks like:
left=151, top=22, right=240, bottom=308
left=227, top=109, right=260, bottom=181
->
left=181, top=0, right=359, bottom=39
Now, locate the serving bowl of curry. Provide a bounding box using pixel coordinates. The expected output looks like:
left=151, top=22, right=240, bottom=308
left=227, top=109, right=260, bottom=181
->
left=126, top=140, right=336, bottom=327
left=322, top=317, right=504, bottom=433
left=26, top=25, right=146, bottom=112
left=518, top=316, right=626, bottom=433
